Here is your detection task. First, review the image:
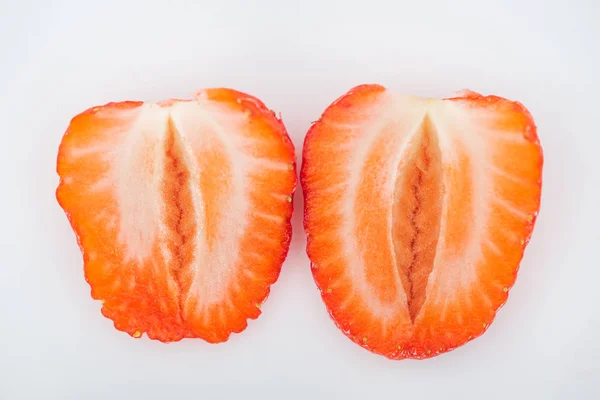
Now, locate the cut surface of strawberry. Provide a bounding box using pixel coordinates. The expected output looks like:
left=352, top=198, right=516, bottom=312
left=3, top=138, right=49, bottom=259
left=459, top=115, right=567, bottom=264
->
left=302, top=84, right=542, bottom=359
left=56, top=88, right=296, bottom=343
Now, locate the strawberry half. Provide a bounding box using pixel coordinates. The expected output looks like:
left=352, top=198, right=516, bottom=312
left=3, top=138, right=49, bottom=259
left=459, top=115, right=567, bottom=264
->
left=56, top=88, right=296, bottom=343
left=302, top=84, right=543, bottom=359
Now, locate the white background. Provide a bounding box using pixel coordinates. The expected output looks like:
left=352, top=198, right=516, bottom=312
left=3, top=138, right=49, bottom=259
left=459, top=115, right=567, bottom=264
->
left=1, top=0, right=599, bottom=399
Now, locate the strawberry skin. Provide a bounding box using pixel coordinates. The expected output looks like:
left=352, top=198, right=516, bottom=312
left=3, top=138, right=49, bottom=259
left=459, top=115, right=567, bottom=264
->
left=302, top=84, right=542, bottom=359
left=56, top=88, right=296, bottom=343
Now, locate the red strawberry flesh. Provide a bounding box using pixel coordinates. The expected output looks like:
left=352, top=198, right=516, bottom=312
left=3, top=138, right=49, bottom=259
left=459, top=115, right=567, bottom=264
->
left=301, top=84, right=542, bottom=359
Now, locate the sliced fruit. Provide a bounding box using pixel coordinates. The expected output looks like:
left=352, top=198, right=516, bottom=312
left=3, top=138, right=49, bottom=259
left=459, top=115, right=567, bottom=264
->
left=56, top=88, right=296, bottom=343
left=302, top=84, right=542, bottom=359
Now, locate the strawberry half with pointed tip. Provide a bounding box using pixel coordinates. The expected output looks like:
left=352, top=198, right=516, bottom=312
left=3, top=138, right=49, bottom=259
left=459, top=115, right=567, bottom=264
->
left=57, top=88, right=296, bottom=343
left=302, top=84, right=542, bottom=359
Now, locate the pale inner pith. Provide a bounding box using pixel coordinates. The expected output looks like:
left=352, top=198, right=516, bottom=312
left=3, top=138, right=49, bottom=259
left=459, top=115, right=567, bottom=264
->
left=351, top=99, right=454, bottom=322
left=162, top=116, right=198, bottom=285
left=112, top=102, right=248, bottom=310
left=391, top=116, right=444, bottom=321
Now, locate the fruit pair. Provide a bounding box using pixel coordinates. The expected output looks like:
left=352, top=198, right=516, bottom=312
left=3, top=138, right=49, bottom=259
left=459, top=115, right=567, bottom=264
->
left=56, top=85, right=542, bottom=359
